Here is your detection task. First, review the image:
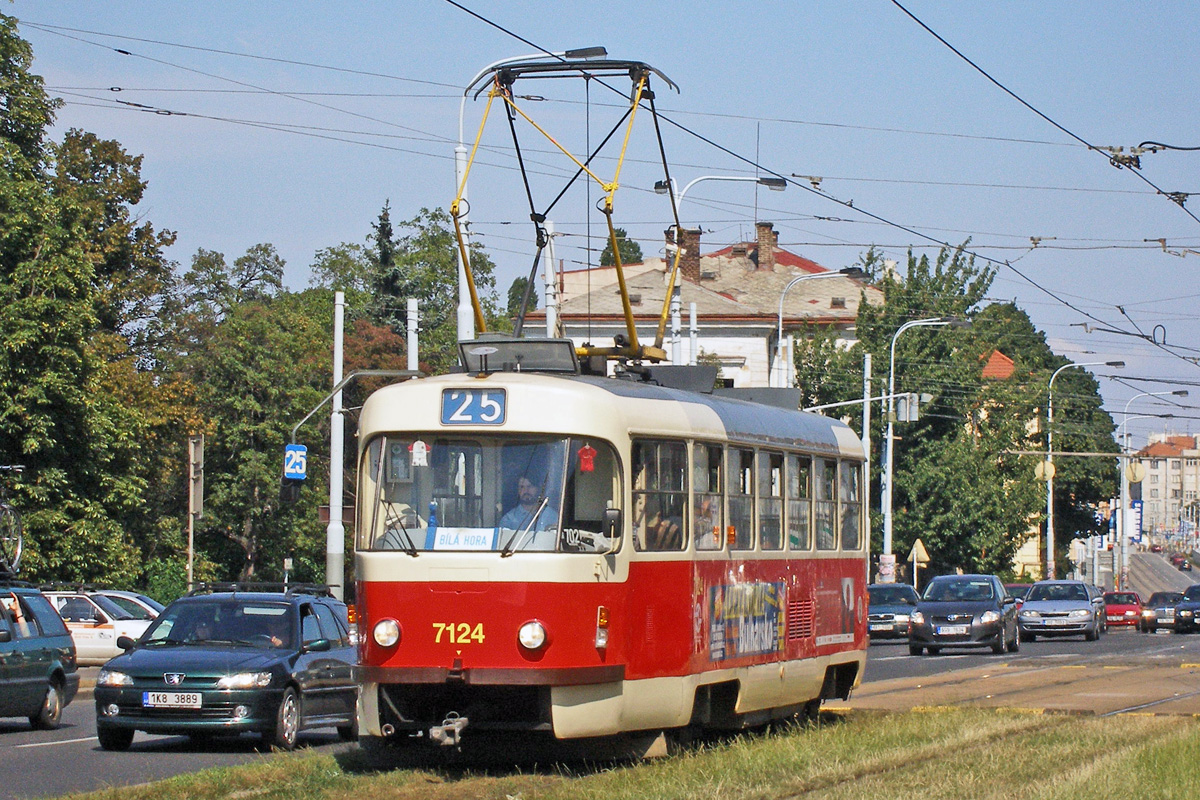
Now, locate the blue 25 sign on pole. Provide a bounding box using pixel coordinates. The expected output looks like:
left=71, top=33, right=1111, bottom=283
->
left=284, top=444, right=308, bottom=481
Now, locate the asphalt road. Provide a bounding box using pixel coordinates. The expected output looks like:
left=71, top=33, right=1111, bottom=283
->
left=0, top=683, right=356, bottom=800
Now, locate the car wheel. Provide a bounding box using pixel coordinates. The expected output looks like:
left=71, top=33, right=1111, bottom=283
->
left=29, top=681, right=62, bottom=730
left=1148, top=624, right=1157, bottom=633
left=1084, top=623, right=1097, bottom=641
left=908, top=643, right=923, bottom=656
left=97, top=726, right=135, bottom=751
left=266, top=687, right=301, bottom=750
left=1009, top=627, right=1020, bottom=653
left=991, top=633, right=1006, bottom=654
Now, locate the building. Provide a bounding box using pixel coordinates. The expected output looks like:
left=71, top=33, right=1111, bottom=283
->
left=1133, top=433, right=1200, bottom=535
left=536, top=222, right=882, bottom=388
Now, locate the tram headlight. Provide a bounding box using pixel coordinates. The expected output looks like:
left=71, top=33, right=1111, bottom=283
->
left=518, top=620, right=547, bottom=651
left=373, top=618, right=401, bottom=647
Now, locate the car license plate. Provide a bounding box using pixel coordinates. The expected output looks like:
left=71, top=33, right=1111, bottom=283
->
left=936, top=625, right=969, bottom=636
left=143, top=692, right=202, bottom=709
left=1106, top=615, right=1122, bottom=622
left=1046, top=618, right=1072, bottom=627
left=869, top=623, right=890, bottom=632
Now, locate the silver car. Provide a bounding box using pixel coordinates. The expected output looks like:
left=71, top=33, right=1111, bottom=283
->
left=1017, top=580, right=1106, bottom=641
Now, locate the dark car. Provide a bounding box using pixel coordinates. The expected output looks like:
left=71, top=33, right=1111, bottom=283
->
left=1173, top=584, right=1200, bottom=634
left=1142, top=591, right=1183, bottom=633
left=1171, top=554, right=1194, bottom=571
left=908, top=574, right=1019, bottom=656
left=94, top=585, right=357, bottom=751
left=0, top=584, right=80, bottom=729
left=867, top=583, right=920, bottom=640
left=1017, top=580, right=1106, bottom=641
left=1004, top=583, right=1033, bottom=605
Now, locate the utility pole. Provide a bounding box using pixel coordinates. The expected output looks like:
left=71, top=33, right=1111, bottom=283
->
left=187, top=435, right=204, bottom=590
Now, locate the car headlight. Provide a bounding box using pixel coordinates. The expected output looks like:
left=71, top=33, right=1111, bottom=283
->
left=1180, top=609, right=1194, bottom=618
left=1019, top=610, right=1040, bottom=619
left=1142, top=609, right=1155, bottom=618
left=1069, top=609, right=1091, bottom=619
left=373, top=618, right=401, bottom=647
left=97, top=669, right=134, bottom=687
left=1125, top=610, right=1138, bottom=617
left=979, top=610, right=1001, bottom=624
left=910, top=611, right=925, bottom=625
left=894, top=614, right=910, bottom=624
left=216, top=671, right=273, bottom=689
left=518, top=620, right=547, bottom=650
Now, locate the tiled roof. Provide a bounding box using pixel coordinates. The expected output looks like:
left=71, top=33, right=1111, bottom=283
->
left=548, top=233, right=881, bottom=326
left=981, top=350, right=1015, bottom=380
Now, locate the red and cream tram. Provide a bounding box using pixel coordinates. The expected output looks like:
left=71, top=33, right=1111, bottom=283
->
left=354, top=339, right=867, bottom=750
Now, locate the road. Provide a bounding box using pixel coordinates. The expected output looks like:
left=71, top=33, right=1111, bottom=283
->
left=1126, top=550, right=1195, bottom=597
left=0, top=678, right=355, bottom=800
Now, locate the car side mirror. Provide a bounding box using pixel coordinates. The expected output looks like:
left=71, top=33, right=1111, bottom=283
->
left=0, top=628, right=10, bottom=643
left=116, top=635, right=136, bottom=651
left=303, top=638, right=331, bottom=653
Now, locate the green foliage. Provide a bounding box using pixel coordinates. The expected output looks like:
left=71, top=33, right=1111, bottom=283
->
left=599, top=226, right=643, bottom=266
left=507, top=275, right=536, bottom=317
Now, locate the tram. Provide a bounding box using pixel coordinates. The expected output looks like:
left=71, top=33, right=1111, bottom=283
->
left=353, top=51, right=867, bottom=751
left=354, top=340, right=868, bottom=749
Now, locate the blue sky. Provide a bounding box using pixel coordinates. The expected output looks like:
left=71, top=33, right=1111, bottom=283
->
left=9, top=1, right=1200, bottom=446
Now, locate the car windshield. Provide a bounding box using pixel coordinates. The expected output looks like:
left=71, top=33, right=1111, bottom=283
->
left=142, top=600, right=294, bottom=648
left=1148, top=592, right=1183, bottom=606
left=1026, top=583, right=1088, bottom=602
left=359, top=434, right=620, bottom=554
left=1105, top=593, right=1139, bottom=605
left=923, top=579, right=995, bottom=602
left=869, top=586, right=917, bottom=605
left=1184, top=586, right=1200, bottom=602
left=89, top=594, right=136, bottom=620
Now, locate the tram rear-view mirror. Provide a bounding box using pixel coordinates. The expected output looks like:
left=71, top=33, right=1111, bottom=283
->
left=603, top=507, right=621, bottom=544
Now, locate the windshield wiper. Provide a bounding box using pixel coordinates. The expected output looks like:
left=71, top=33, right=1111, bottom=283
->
left=383, top=501, right=419, bottom=557
left=501, top=497, right=549, bottom=557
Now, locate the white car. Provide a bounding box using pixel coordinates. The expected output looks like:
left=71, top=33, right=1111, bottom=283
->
left=43, top=592, right=153, bottom=665
left=91, top=590, right=165, bottom=621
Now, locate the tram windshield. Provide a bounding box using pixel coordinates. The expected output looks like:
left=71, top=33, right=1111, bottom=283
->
left=360, top=434, right=620, bottom=554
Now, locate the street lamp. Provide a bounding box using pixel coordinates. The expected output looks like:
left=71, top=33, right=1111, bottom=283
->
left=881, top=316, right=970, bottom=576
left=654, top=174, right=787, bottom=203
left=773, top=267, right=866, bottom=387
left=1118, top=389, right=1189, bottom=589
left=1045, top=360, right=1124, bottom=580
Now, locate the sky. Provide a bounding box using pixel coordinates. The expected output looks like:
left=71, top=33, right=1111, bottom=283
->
left=8, top=1, right=1200, bottom=448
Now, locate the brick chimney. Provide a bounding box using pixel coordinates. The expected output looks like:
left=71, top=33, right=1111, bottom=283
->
left=755, top=222, right=777, bottom=270
left=667, top=227, right=703, bottom=283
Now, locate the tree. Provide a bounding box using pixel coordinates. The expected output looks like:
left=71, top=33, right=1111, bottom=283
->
left=507, top=276, right=537, bottom=317
left=371, top=207, right=503, bottom=373
left=599, top=227, right=642, bottom=266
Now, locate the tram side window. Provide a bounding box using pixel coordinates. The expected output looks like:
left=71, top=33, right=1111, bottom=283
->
left=560, top=438, right=622, bottom=552
left=728, top=448, right=755, bottom=550
left=758, top=451, right=784, bottom=551
left=632, top=440, right=687, bottom=552
left=693, top=443, right=724, bottom=551
left=787, top=455, right=811, bottom=550
left=814, top=458, right=838, bottom=551
left=840, top=461, right=862, bottom=550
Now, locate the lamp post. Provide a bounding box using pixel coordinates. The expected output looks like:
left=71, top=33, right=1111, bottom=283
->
left=1118, top=389, right=1188, bottom=589
left=773, top=268, right=864, bottom=387
left=1045, top=360, right=1124, bottom=580
left=881, top=317, right=969, bottom=574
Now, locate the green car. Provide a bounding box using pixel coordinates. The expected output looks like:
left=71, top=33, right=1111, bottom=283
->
left=0, top=584, right=80, bottom=729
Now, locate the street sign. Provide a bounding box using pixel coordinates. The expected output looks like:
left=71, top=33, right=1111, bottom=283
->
left=1126, top=461, right=1146, bottom=484
left=909, top=538, right=930, bottom=565
left=283, top=444, right=308, bottom=480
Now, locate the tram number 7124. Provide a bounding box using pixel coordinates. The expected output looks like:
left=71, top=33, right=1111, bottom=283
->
left=432, top=622, right=486, bottom=644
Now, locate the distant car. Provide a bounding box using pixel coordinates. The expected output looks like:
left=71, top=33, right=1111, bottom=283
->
left=1017, top=580, right=1106, bottom=641
left=1150, top=544, right=1164, bottom=553
left=1172, top=554, right=1194, bottom=572
left=43, top=590, right=154, bottom=666
left=867, top=583, right=920, bottom=640
left=1004, top=583, right=1033, bottom=604
left=907, top=574, right=1019, bottom=656
left=1103, top=591, right=1143, bottom=630
left=0, top=584, right=80, bottom=729
left=1172, top=584, right=1200, bottom=634
left=1142, top=591, right=1183, bottom=633
left=94, top=584, right=358, bottom=751
left=92, top=590, right=165, bottom=621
